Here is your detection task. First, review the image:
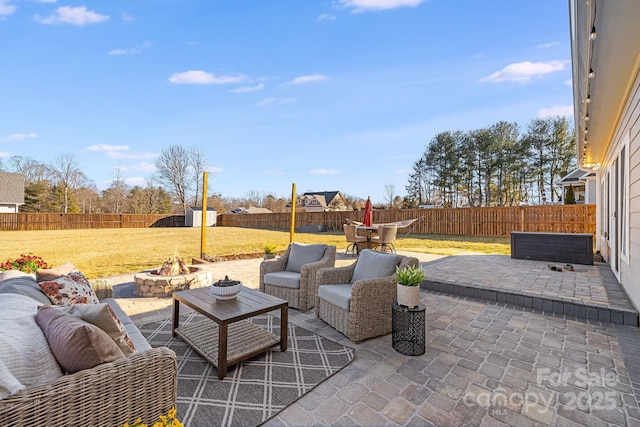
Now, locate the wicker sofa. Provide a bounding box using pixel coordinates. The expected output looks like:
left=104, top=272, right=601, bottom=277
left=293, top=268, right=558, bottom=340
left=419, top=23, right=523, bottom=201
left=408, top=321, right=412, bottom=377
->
left=0, top=273, right=177, bottom=426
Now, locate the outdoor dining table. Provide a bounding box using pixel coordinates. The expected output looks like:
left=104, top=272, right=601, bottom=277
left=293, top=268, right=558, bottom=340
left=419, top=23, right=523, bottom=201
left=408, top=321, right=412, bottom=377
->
left=357, top=225, right=379, bottom=250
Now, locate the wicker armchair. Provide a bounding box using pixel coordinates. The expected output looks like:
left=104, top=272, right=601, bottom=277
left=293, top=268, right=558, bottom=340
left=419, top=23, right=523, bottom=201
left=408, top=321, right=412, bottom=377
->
left=260, top=243, right=336, bottom=311
left=0, top=347, right=177, bottom=426
left=315, top=250, right=419, bottom=343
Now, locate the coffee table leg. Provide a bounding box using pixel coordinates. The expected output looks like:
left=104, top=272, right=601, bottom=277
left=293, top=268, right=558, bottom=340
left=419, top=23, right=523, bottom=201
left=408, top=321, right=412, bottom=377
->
left=218, top=323, right=228, bottom=380
left=280, top=305, right=288, bottom=352
left=172, top=299, right=180, bottom=337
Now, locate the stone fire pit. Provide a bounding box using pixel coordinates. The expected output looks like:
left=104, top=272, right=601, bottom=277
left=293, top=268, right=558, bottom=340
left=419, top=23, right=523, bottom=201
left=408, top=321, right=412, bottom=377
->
left=134, top=266, right=213, bottom=297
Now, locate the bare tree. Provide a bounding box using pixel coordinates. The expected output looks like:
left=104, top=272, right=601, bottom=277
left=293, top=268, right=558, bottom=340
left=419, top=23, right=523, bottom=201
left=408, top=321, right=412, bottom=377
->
left=101, top=165, right=129, bottom=213
left=383, top=184, right=396, bottom=208
left=52, top=154, right=86, bottom=213
left=189, top=147, right=208, bottom=207
left=154, top=145, right=191, bottom=214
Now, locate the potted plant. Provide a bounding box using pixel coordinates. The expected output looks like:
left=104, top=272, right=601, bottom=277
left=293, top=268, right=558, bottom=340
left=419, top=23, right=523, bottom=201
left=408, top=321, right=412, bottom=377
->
left=263, top=243, right=278, bottom=260
left=395, top=265, right=425, bottom=308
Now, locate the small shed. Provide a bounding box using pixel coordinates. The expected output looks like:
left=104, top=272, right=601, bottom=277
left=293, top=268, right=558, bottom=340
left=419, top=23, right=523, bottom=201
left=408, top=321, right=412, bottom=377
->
left=185, top=207, right=216, bottom=227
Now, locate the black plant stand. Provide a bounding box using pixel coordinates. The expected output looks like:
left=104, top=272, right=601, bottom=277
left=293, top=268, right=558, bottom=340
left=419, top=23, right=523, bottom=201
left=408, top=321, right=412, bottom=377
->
left=391, top=301, right=426, bottom=356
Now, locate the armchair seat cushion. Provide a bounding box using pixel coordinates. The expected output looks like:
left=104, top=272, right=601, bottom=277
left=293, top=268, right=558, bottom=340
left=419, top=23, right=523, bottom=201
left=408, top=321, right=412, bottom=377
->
left=285, top=243, right=327, bottom=273
left=318, top=284, right=353, bottom=311
left=263, top=271, right=301, bottom=289
left=351, top=250, right=403, bottom=283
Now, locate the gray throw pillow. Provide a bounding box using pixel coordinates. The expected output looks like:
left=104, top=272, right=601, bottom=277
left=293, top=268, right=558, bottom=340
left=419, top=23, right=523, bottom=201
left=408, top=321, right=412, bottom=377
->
left=0, top=276, right=52, bottom=305
left=351, top=250, right=403, bottom=284
left=285, top=243, right=327, bottom=273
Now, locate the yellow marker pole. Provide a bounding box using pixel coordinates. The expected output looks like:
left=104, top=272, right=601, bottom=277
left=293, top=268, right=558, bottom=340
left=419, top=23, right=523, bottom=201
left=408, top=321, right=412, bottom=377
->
left=200, top=171, right=209, bottom=258
left=290, top=183, right=296, bottom=243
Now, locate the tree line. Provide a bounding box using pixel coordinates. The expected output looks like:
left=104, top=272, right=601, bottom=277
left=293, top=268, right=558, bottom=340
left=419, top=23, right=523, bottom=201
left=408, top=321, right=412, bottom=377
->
left=404, top=116, right=576, bottom=207
left=2, top=116, right=576, bottom=214
left=0, top=145, right=318, bottom=214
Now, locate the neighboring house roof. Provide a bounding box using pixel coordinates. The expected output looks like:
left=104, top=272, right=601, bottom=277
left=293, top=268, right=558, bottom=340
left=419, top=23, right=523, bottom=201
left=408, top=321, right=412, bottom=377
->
left=229, top=206, right=272, bottom=214
left=285, top=191, right=351, bottom=211
left=0, top=172, right=25, bottom=205
left=559, top=169, right=597, bottom=185
left=302, top=191, right=340, bottom=206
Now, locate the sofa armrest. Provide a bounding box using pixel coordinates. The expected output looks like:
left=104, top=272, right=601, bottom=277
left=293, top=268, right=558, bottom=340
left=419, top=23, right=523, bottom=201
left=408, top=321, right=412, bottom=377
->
left=299, top=246, right=337, bottom=302
left=0, top=347, right=177, bottom=427
left=88, top=278, right=113, bottom=300
left=259, top=246, right=292, bottom=291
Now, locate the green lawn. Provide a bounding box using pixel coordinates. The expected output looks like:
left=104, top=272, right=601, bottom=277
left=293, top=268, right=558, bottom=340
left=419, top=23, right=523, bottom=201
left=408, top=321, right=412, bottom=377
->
left=0, top=227, right=509, bottom=278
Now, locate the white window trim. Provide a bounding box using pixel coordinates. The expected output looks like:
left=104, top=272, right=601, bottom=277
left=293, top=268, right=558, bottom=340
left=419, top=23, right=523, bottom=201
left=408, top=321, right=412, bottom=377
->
left=620, top=131, right=630, bottom=265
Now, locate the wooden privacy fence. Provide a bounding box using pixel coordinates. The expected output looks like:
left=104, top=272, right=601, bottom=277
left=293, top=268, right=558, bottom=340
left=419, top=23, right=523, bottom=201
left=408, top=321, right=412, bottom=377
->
left=218, top=204, right=596, bottom=238
left=0, top=205, right=595, bottom=237
left=0, top=213, right=185, bottom=231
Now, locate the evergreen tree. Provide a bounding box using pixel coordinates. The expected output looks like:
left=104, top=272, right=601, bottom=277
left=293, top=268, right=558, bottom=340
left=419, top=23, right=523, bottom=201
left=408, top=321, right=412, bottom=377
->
left=565, top=185, right=576, bottom=204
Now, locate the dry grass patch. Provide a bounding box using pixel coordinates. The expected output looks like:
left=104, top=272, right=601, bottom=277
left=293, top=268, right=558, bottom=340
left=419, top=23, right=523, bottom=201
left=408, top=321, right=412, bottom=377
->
left=0, top=227, right=509, bottom=278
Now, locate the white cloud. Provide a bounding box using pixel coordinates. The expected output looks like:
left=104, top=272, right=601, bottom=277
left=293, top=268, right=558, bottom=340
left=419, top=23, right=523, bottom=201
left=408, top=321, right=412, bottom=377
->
left=318, top=13, right=336, bottom=22
left=2, top=132, right=38, bottom=142
left=537, top=42, right=560, bottom=49
left=135, top=162, right=156, bottom=172
left=169, top=70, right=247, bottom=85
left=479, top=60, right=569, bottom=84
left=125, top=177, right=146, bottom=187
left=339, top=0, right=425, bottom=12
left=0, top=151, right=10, bottom=158
left=287, top=74, right=327, bottom=85
left=86, top=144, right=129, bottom=152
left=35, top=6, right=109, bottom=26
left=206, top=165, right=223, bottom=173
left=109, top=41, right=151, bottom=56
left=257, top=97, right=297, bottom=107
left=537, top=104, right=574, bottom=118
left=230, top=83, right=264, bottom=93
left=106, top=151, right=157, bottom=160
left=310, top=168, right=340, bottom=175
left=0, top=1, right=17, bottom=17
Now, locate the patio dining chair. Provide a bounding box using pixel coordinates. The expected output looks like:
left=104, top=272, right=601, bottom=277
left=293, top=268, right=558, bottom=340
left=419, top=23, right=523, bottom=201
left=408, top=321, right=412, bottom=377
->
left=343, top=224, right=368, bottom=256
left=370, top=224, right=397, bottom=254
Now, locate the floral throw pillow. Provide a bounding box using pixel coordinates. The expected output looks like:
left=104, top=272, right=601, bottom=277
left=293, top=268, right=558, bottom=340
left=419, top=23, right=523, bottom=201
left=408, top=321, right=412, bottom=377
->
left=38, top=271, right=100, bottom=305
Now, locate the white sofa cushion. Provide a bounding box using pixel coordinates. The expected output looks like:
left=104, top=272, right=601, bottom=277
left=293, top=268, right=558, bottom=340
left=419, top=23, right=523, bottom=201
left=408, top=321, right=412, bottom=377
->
left=0, top=293, right=63, bottom=399
left=263, top=271, right=301, bottom=289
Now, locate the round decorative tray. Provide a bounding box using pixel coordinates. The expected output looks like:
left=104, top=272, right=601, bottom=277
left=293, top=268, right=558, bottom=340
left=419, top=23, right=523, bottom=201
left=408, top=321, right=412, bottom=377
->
left=210, top=276, right=242, bottom=300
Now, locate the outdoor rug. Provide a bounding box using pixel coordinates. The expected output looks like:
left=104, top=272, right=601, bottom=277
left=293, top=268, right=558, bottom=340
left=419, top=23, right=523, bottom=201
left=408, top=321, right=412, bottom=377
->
left=139, top=312, right=355, bottom=427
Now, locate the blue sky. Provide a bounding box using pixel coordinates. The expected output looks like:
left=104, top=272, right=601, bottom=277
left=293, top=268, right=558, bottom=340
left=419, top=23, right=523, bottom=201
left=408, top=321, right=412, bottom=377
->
left=0, top=0, right=573, bottom=204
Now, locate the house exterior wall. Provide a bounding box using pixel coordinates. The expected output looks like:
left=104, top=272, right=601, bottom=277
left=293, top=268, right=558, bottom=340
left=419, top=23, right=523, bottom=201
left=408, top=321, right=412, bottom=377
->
left=0, top=172, right=25, bottom=213
left=598, top=63, right=640, bottom=310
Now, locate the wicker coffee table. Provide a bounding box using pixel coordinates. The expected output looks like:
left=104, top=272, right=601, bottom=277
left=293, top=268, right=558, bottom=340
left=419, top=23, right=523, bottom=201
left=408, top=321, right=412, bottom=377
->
left=172, top=286, right=288, bottom=379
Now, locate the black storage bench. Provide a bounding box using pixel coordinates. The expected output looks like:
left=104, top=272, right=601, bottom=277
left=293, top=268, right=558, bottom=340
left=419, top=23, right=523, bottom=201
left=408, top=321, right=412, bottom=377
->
left=510, top=232, right=594, bottom=265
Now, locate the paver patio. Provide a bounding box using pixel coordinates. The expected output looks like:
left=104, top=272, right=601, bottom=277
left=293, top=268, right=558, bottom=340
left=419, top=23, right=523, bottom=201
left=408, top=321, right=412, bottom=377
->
left=108, top=252, right=640, bottom=426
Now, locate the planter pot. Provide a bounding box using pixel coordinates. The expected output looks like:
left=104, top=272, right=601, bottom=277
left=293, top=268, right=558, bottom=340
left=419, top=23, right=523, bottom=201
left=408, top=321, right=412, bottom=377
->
left=397, top=283, right=420, bottom=308
left=264, top=254, right=276, bottom=260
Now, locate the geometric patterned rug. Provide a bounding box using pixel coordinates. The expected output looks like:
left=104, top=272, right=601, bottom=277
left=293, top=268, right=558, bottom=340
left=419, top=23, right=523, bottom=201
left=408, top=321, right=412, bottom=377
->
left=139, top=312, right=355, bottom=427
